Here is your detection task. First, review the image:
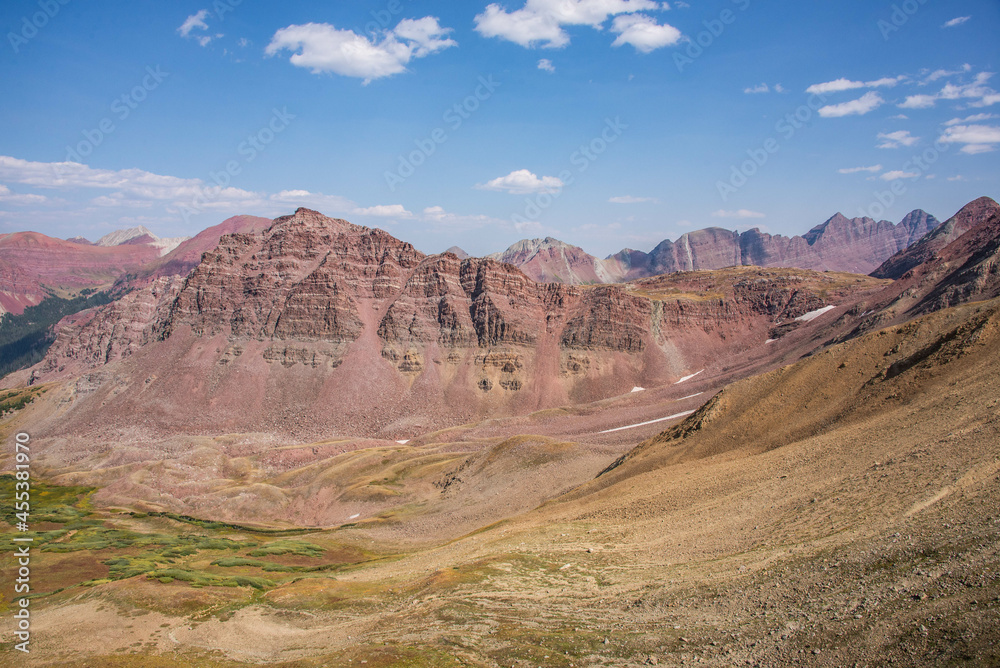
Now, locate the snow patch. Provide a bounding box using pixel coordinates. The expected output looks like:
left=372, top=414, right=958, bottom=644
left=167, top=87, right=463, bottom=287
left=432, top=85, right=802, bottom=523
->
left=678, top=392, right=703, bottom=401
left=673, top=370, right=704, bottom=384
left=600, top=410, right=696, bottom=434
left=631, top=386, right=645, bottom=393
left=395, top=439, right=410, bottom=444
left=348, top=514, right=360, bottom=520
left=795, top=305, right=836, bottom=322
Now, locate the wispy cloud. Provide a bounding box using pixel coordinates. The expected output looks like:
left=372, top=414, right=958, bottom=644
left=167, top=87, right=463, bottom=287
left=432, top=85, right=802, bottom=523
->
left=744, top=83, right=769, bottom=94
left=537, top=58, right=555, bottom=73
left=806, top=76, right=902, bottom=96
left=876, top=130, right=919, bottom=149
left=609, top=195, right=659, bottom=204
left=880, top=171, right=920, bottom=181
left=711, top=209, right=765, bottom=219
left=838, top=165, right=882, bottom=174
left=818, top=92, right=884, bottom=118
left=266, top=17, right=456, bottom=84
left=942, top=16, right=971, bottom=28
left=178, top=10, right=215, bottom=46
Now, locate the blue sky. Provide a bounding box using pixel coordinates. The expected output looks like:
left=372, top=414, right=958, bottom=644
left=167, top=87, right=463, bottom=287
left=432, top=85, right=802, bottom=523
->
left=0, top=0, right=997, bottom=257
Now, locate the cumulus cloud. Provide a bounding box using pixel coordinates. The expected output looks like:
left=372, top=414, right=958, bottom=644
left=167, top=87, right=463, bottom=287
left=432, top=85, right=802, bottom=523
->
left=474, top=0, right=672, bottom=50
left=609, top=195, right=659, bottom=204
left=818, top=92, right=884, bottom=118
left=942, top=16, right=971, bottom=28
left=538, top=58, right=555, bottom=73
left=938, top=124, right=1000, bottom=154
left=610, top=14, right=681, bottom=53
left=266, top=17, right=456, bottom=84
left=838, top=165, right=882, bottom=174
left=711, top=209, right=765, bottom=219
left=744, top=83, right=769, bottom=94
left=477, top=169, right=564, bottom=194
left=806, top=76, right=902, bottom=96
left=876, top=130, right=919, bottom=149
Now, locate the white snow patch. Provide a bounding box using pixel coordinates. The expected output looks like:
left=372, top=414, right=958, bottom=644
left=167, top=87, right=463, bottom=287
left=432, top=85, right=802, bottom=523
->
left=631, top=386, right=645, bottom=393
left=765, top=338, right=776, bottom=344
left=673, top=370, right=704, bottom=384
left=678, top=392, right=703, bottom=401
left=395, top=439, right=410, bottom=444
left=600, top=410, right=696, bottom=434
left=560, top=563, right=572, bottom=570
left=795, top=305, right=836, bottom=322
left=349, top=513, right=360, bottom=520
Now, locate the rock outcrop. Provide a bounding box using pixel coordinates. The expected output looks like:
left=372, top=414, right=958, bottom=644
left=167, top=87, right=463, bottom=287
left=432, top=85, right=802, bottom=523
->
left=31, top=208, right=887, bottom=440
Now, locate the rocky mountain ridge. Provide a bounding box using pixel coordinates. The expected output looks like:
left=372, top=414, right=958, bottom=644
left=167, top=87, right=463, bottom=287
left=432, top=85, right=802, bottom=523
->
left=28, top=208, right=887, bottom=440
left=492, top=209, right=939, bottom=284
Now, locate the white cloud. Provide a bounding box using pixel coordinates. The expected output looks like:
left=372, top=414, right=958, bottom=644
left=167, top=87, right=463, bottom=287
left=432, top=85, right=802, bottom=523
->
left=711, top=209, right=765, bottom=219
left=266, top=17, right=456, bottom=84
left=806, top=76, right=902, bottom=96
left=0, top=156, right=359, bottom=219
left=744, top=83, right=769, bottom=94
left=942, top=16, right=971, bottom=28
left=178, top=10, right=210, bottom=38
left=947, top=175, right=966, bottom=181
left=538, top=58, right=555, bottom=73
left=609, top=195, right=659, bottom=203
left=944, top=113, right=996, bottom=126
left=477, top=169, right=564, bottom=194
left=923, top=64, right=972, bottom=84
left=0, top=184, right=47, bottom=205
left=880, top=171, right=920, bottom=181
left=838, top=165, right=882, bottom=174
left=899, top=94, right=937, bottom=109
left=610, top=14, right=682, bottom=53
left=352, top=204, right=413, bottom=218
left=474, top=0, right=666, bottom=49
left=818, top=92, right=883, bottom=118
left=900, top=71, right=1000, bottom=109
left=876, top=130, right=919, bottom=149
left=938, top=124, right=1000, bottom=154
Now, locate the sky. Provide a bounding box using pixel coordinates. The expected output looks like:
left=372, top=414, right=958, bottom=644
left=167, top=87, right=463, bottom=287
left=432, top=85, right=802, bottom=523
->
left=0, top=0, right=998, bottom=258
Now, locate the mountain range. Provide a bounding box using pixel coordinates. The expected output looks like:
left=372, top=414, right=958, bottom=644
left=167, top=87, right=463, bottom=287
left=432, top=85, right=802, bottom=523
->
left=0, top=195, right=998, bottom=666
left=489, top=209, right=940, bottom=284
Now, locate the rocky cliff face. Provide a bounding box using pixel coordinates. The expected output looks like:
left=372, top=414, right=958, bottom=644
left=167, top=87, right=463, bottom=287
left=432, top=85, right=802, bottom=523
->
left=840, top=197, right=1000, bottom=340
left=495, top=210, right=939, bottom=285
left=31, top=208, right=886, bottom=440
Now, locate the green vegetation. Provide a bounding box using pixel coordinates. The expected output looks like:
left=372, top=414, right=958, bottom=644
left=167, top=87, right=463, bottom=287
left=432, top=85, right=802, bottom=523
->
left=0, top=289, right=114, bottom=378
left=0, top=386, right=47, bottom=417
left=248, top=539, right=325, bottom=558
